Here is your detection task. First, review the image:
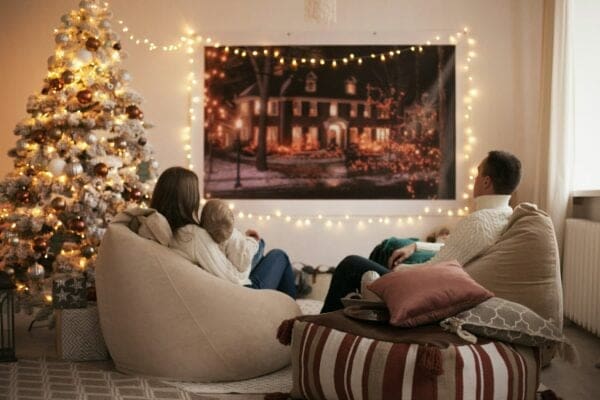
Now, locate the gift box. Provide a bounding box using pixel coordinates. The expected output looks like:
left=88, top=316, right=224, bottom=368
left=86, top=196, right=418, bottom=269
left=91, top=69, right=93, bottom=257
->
left=55, top=303, right=108, bottom=361
left=52, top=274, right=87, bottom=309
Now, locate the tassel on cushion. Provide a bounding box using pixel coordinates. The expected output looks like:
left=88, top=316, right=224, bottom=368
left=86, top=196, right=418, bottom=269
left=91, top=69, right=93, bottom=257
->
left=277, top=318, right=296, bottom=345
left=417, top=345, right=444, bottom=377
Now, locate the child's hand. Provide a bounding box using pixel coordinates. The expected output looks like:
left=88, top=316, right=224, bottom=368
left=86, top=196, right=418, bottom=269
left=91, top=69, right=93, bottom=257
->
left=245, top=229, right=260, bottom=240
left=387, top=243, right=416, bottom=269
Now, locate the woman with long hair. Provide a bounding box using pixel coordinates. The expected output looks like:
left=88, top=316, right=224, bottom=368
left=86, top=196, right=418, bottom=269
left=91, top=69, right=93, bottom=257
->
left=150, top=166, right=296, bottom=298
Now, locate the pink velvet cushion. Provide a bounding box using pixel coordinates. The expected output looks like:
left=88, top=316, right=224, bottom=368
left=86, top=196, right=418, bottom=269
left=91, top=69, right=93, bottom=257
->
left=367, top=260, right=494, bottom=328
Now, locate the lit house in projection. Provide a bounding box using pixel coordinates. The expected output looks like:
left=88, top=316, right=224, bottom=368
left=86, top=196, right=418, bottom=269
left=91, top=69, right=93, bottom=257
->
left=233, top=70, right=393, bottom=152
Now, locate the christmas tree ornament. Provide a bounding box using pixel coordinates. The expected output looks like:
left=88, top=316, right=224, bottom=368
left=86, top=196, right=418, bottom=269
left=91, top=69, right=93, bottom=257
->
left=48, top=128, right=63, bottom=141
left=125, top=105, right=143, bottom=120
left=50, top=197, right=67, bottom=211
left=84, top=132, right=98, bottom=144
left=33, top=237, right=49, bottom=253
left=16, top=188, right=31, bottom=204
left=48, top=158, right=66, bottom=176
left=70, top=218, right=86, bottom=232
left=85, top=37, right=101, bottom=51
left=49, top=78, right=64, bottom=91
left=99, top=19, right=111, bottom=29
left=64, top=160, right=84, bottom=177
left=93, top=162, right=109, bottom=177
left=137, top=137, right=147, bottom=146
left=27, top=263, right=45, bottom=280
left=31, top=130, right=47, bottom=144
left=55, top=32, right=70, bottom=45
left=61, top=70, right=75, bottom=84
left=74, top=49, right=93, bottom=66
left=4, top=267, right=15, bottom=276
left=76, top=89, right=93, bottom=104
left=81, top=245, right=96, bottom=258
left=115, top=139, right=128, bottom=149
left=113, top=42, right=121, bottom=51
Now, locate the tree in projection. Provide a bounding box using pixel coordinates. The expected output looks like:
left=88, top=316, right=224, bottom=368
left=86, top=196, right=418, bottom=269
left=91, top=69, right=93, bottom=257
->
left=0, top=0, right=159, bottom=314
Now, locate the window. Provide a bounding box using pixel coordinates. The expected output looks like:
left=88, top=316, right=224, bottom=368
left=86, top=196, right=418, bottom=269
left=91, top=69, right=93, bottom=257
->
left=329, top=102, right=338, bottom=117
left=350, top=103, right=357, bottom=118
left=293, top=99, right=302, bottom=116
left=254, top=100, right=261, bottom=115
left=307, top=127, right=319, bottom=150
left=349, top=127, right=359, bottom=143
left=375, top=127, right=390, bottom=142
left=309, top=101, right=318, bottom=117
left=267, top=100, right=278, bottom=116
left=267, top=126, right=278, bottom=145
left=240, top=101, right=249, bottom=116
left=363, top=104, right=371, bottom=118
left=573, top=0, right=600, bottom=190
left=305, top=71, right=317, bottom=93
left=345, top=77, right=357, bottom=95
left=292, top=126, right=303, bottom=149
left=377, top=106, right=390, bottom=119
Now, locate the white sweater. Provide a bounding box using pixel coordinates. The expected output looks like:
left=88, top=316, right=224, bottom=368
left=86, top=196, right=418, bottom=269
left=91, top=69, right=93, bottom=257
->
left=169, top=225, right=252, bottom=285
left=417, top=195, right=513, bottom=266
left=220, top=228, right=259, bottom=273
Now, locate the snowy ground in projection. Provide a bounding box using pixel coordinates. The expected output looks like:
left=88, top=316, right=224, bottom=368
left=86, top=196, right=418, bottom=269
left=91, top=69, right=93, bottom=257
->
left=203, top=158, right=438, bottom=199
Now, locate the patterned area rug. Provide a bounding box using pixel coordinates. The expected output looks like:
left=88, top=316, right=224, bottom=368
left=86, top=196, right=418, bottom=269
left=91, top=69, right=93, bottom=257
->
left=0, top=358, right=199, bottom=400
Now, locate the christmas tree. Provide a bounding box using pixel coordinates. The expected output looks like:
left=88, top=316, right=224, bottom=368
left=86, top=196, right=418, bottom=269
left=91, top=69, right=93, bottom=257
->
left=0, top=0, right=159, bottom=315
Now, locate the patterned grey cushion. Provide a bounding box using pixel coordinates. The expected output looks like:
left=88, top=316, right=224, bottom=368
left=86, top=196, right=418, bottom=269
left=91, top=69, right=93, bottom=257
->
left=441, top=297, right=564, bottom=347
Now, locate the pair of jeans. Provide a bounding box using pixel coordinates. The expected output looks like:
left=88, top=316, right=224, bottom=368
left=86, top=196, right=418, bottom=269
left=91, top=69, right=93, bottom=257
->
left=320, top=255, right=390, bottom=313
left=247, top=249, right=296, bottom=299
left=250, top=239, right=266, bottom=270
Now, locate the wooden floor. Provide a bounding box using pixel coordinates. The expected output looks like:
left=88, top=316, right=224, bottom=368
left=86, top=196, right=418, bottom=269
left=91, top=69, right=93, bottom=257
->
left=12, top=311, right=600, bottom=399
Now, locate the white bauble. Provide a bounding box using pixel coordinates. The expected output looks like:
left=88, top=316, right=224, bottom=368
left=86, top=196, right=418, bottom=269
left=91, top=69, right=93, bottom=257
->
left=85, top=133, right=98, bottom=144
left=120, top=70, right=132, bottom=83
left=75, top=49, right=93, bottom=65
left=60, top=14, right=73, bottom=26
left=28, top=263, right=45, bottom=280
left=48, top=158, right=66, bottom=176
left=99, top=19, right=111, bottom=29
left=55, top=32, right=70, bottom=45
left=65, top=161, right=84, bottom=177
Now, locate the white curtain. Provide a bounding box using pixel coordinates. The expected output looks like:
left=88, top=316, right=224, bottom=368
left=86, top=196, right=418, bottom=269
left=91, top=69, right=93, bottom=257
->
left=534, top=0, right=575, bottom=253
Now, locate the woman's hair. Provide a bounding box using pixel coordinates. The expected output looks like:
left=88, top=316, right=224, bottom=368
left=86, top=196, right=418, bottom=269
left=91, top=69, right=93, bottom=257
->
left=150, top=167, right=201, bottom=232
left=199, top=199, right=234, bottom=243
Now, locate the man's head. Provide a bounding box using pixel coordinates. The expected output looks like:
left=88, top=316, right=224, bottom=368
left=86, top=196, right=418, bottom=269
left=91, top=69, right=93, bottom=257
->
left=473, top=150, right=522, bottom=197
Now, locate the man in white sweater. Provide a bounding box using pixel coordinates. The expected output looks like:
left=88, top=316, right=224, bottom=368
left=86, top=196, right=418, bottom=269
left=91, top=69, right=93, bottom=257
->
left=321, top=150, right=522, bottom=313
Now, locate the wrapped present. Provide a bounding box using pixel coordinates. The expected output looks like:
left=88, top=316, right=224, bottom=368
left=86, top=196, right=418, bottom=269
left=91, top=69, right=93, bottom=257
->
left=55, top=303, right=108, bottom=361
left=52, top=274, right=87, bottom=309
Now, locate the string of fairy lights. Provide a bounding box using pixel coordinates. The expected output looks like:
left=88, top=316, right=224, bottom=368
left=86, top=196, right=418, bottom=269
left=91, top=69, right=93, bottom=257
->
left=102, top=4, right=479, bottom=226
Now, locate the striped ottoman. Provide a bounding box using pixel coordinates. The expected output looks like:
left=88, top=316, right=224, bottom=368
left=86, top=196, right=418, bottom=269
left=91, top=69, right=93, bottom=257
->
left=282, top=312, right=541, bottom=400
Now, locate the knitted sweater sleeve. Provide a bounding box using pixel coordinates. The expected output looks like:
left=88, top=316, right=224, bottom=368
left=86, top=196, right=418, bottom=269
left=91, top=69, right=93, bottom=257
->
left=221, top=228, right=258, bottom=273
left=425, top=209, right=510, bottom=266
left=173, top=226, right=251, bottom=285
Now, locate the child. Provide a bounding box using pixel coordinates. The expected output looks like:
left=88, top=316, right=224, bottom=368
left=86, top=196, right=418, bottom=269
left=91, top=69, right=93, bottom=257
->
left=199, top=199, right=264, bottom=272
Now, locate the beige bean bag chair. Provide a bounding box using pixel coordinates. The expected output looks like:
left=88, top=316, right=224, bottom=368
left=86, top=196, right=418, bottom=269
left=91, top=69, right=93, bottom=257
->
left=464, top=202, right=563, bottom=364
left=95, top=208, right=301, bottom=382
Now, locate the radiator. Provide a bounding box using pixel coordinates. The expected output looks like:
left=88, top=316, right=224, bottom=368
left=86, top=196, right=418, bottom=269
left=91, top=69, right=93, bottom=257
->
left=563, top=218, right=600, bottom=336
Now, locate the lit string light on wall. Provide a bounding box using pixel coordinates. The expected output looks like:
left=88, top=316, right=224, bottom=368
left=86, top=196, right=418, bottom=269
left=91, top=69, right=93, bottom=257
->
left=104, top=8, right=479, bottom=225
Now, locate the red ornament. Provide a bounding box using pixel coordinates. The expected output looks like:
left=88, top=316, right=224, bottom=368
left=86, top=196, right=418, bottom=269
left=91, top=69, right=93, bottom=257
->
left=31, top=130, right=47, bottom=144
left=49, top=78, right=64, bottom=91
left=16, top=189, right=31, bottom=203
left=130, top=188, right=143, bottom=201
left=125, top=105, right=143, bottom=120
left=85, top=37, right=101, bottom=51
left=77, top=89, right=93, bottom=104
left=61, top=70, right=75, bottom=84
left=50, top=197, right=67, bottom=211
left=70, top=218, right=86, bottom=232
left=93, top=162, right=109, bottom=177
left=33, top=237, right=49, bottom=253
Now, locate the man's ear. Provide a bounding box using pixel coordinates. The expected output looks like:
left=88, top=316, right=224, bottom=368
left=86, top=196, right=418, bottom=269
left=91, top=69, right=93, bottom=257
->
left=483, top=176, right=493, bottom=190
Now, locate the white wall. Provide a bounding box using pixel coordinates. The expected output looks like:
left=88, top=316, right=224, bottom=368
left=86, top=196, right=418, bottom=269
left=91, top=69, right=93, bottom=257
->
left=572, top=0, right=600, bottom=191
left=0, top=0, right=544, bottom=266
